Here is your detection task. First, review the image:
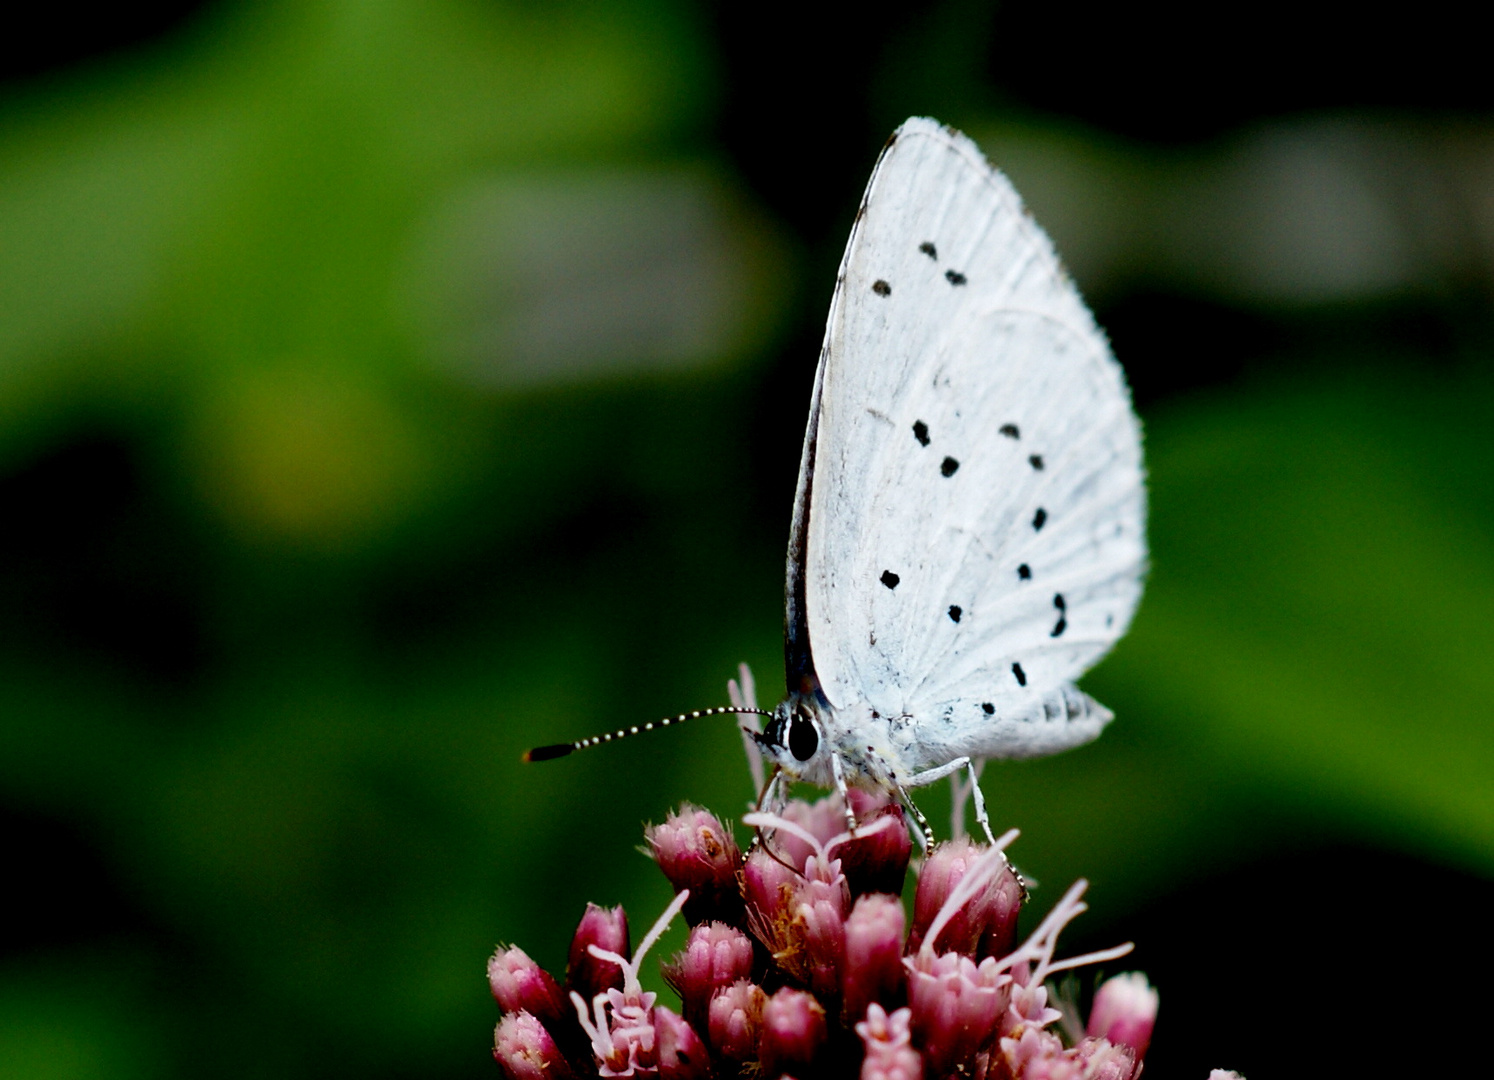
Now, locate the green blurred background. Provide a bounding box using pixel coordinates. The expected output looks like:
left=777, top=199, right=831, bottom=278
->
left=2, top=2, right=1491, bottom=1078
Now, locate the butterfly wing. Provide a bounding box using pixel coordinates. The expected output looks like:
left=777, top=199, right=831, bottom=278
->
left=788, top=117, right=1146, bottom=768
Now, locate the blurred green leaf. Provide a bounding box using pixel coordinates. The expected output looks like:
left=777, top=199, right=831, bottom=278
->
left=0, top=960, right=162, bottom=1080
left=0, top=0, right=773, bottom=554
left=1119, top=364, right=1494, bottom=871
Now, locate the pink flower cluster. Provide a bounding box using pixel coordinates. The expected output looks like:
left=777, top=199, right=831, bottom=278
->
left=487, top=785, right=1226, bottom=1080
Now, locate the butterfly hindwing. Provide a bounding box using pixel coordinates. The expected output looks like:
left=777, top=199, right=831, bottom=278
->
left=793, top=118, right=1146, bottom=769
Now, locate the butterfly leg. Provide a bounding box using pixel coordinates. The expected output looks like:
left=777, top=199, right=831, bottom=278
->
left=906, top=756, right=983, bottom=854
left=907, top=755, right=971, bottom=788
left=748, top=767, right=785, bottom=853
left=911, top=758, right=1025, bottom=893
left=892, top=783, right=934, bottom=856
left=966, top=760, right=994, bottom=845
left=830, top=753, right=859, bottom=833
left=754, top=766, right=784, bottom=815
left=948, top=758, right=992, bottom=843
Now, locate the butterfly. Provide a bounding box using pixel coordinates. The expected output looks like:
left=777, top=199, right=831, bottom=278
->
left=528, top=118, right=1146, bottom=847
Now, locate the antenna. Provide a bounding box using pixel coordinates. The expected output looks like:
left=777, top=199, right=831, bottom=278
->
left=523, top=706, right=777, bottom=762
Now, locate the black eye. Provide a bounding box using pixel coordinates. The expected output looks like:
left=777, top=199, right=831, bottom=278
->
left=788, top=713, right=819, bottom=762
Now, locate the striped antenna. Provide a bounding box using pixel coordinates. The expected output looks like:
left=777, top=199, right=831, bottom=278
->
left=523, top=706, right=777, bottom=762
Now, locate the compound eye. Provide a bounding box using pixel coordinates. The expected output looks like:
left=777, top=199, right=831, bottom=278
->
left=788, top=712, right=819, bottom=762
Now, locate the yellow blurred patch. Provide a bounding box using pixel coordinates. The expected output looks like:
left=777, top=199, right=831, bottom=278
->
left=191, top=363, right=430, bottom=547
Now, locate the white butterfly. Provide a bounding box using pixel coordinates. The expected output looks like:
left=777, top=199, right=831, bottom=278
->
left=528, top=118, right=1145, bottom=846
left=747, top=117, right=1146, bottom=844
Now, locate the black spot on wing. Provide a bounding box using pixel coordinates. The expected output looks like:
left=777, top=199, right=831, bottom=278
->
left=940, top=456, right=960, bottom=477
left=948, top=605, right=962, bottom=623
left=1017, top=563, right=1031, bottom=581
left=919, top=241, right=937, bottom=259
left=1032, top=508, right=1047, bottom=531
left=1029, top=454, right=1044, bottom=470
left=1012, top=662, right=1027, bottom=687
left=1000, top=423, right=1020, bottom=439
left=1051, top=593, right=1067, bottom=637
left=872, top=279, right=891, bottom=296
left=945, top=269, right=967, bottom=285
left=913, top=420, right=930, bottom=446
left=982, top=702, right=995, bottom=715
left=880, top=570, right=900, bottom=589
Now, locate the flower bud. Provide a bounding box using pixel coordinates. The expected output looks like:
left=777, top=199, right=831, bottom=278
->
left=1001, top=974, right=1062, bottom=1038
left=906, top=950, right=1008, bottom=1077
left=743, top=835, right=850, bottom=1000
left=907, top=839, right=1021, bottom=959
left=995, top=1026, right=1068, bottom=1080
left=1086, top=973, right=1157, bottom=1062
left=759, top=987, right=828, bottom=1078
left=488, top=946, right=568, bottom=1026
left=841, top=893, right=907, bottom=1024
left=856, top=1003, right=922, bottom=1080
left=567, top=903, right=629, bottom=1001
left=836, top=796, right=913, bottom=899
left=493, top=1010, right=575, bottom=1080
left=1073, top=1037, right=1139, bottom=1080
left=662, top=922, right=756, bottom=1031
left=653, top=1005, right=710, bottom=1080
left=647, top=805, right=745, bottom=925
left=592, top=987, right=659, bottom=1077
left=742, top=844, right=800, bottom=947
left=794, top=875, right=848, bottom=1000
left=707, top=979, right=766, bottom=1062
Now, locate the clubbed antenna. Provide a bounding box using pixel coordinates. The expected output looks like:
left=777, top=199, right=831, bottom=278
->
left=523, top=706, right=776, bottom=762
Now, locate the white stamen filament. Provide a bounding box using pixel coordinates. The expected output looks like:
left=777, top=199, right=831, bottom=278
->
left=993, top=878, right=1086, bottom=980
left=571, top=888, right=691, bottom=1074
left=729, top=664, right=766, bottom=795
left=1036, top=942, right=1135, bottom=979
left=587, top=887, right=691, bottom=996
left=569, top=989, right=607, bottom=1056
left=746, top=803, right=909, bottom=880
left=744, top=811, right=826, bottom=864
left=993, top=877, right=1133, bottom=986
left=826, top=811, right=901, bottom=858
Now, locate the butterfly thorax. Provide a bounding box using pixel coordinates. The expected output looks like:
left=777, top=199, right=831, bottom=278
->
left=755, top=691, right=918, bottom=794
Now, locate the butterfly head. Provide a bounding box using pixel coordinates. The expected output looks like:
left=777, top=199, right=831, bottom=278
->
left=753, top=694, right=833, bottom=785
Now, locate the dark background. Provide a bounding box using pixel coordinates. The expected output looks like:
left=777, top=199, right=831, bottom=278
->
left=2, top=3, right=1491, bottom=1078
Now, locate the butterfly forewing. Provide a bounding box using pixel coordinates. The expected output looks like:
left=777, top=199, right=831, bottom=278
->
left=794, top=118, right=1145, bottom=767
